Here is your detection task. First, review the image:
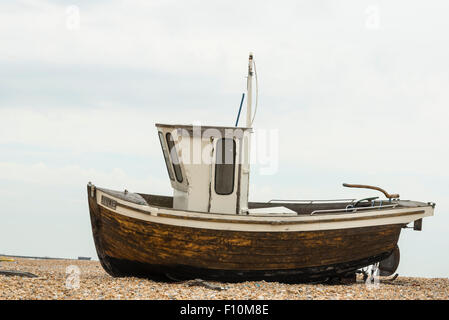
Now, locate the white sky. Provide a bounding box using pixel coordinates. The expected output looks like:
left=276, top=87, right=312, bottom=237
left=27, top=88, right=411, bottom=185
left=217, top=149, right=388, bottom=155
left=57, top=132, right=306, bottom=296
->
left=0, top=0, right=448, bottom=277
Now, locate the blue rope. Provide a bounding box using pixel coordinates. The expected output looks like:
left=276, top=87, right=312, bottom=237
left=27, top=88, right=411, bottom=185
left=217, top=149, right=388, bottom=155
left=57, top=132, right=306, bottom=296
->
left=235, top=93, right=245, bottom=127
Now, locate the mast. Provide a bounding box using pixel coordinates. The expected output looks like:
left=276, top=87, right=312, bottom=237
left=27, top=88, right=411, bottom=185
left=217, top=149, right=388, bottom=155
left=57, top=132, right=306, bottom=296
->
left=240, top=52, right=254, bottom=214
left=246, top=52, right=254, bottom=128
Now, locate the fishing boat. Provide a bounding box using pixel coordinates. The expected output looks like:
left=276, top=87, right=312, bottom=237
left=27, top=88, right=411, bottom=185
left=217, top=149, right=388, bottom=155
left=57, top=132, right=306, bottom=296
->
left=87, top=53, right=434, bottom=282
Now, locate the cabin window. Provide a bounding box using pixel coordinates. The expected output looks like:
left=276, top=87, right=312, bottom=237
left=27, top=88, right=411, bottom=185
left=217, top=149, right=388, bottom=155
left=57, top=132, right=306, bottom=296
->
left=165, top=132, right=184, bottom=183
left=215, top=138, right=236, bottom=195
left=158, top=132, right=175, bottom=181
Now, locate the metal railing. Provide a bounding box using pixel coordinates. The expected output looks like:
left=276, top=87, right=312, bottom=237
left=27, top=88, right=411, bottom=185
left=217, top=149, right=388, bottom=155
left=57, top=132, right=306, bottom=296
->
left=310, top=203, right=399, bottom=215
left=268, top=199, right=356, bottom=204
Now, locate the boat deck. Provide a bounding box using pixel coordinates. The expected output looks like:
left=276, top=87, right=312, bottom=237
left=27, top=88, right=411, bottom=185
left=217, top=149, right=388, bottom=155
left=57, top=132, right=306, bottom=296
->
left=92, top=188, right=430, bottom=217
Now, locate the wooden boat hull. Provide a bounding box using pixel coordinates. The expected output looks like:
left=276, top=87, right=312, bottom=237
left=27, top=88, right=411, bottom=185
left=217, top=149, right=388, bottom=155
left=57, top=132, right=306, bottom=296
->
left=87, top=185, right=413, bottom=282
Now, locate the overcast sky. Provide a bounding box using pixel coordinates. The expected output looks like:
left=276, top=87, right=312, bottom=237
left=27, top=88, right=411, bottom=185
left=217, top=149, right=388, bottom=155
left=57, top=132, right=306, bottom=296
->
left=1, top=0, right=448, bottom=278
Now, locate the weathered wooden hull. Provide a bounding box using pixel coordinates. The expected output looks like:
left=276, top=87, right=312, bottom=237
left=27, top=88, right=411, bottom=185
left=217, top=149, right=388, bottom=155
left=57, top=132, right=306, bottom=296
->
left=87, top=185, right=410, bottom=282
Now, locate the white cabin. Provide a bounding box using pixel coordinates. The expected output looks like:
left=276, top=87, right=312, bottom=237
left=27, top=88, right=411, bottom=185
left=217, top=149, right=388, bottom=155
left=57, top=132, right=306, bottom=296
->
left=156, top=123, right=252, bottom=214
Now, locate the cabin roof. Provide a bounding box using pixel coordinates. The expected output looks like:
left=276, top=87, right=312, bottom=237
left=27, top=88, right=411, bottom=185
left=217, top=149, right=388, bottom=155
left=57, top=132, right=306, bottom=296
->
left=155, top=123, right=252, bottom=133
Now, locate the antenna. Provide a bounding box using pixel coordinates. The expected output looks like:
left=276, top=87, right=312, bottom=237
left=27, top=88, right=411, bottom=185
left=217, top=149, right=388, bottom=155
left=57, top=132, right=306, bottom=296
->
left=246, top=52, right=254, bottom=128
left=235, top=93, right=245, bottom=127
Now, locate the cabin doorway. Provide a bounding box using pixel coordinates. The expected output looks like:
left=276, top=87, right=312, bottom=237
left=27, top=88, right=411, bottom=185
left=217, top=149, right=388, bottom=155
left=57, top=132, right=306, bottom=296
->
left=209, top=138, right=239, bottom=214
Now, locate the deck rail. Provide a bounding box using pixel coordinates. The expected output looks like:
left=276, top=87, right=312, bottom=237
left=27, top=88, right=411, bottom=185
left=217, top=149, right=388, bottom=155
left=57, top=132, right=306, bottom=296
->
left=310, top=203, right=399, bottom=215
left=268, top=199, right=356, bottom=204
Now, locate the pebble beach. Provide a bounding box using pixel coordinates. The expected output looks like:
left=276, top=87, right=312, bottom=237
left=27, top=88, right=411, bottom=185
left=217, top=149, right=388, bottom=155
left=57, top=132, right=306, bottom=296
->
left=0, top=258, right=448, bottom=300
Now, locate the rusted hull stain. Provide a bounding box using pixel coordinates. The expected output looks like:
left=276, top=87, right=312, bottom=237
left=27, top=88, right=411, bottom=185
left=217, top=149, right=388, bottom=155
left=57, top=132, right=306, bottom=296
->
left=88, top=188, right=402, bottom=282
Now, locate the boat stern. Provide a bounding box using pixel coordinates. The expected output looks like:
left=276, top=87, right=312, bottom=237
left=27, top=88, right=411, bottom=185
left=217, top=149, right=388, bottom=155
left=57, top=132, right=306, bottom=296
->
left=397, top=200, right=435, bottom=231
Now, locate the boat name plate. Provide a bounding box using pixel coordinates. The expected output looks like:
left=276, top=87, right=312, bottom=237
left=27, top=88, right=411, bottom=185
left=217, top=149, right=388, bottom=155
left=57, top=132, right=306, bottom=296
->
left=101, top=195, right=117, bottom=210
